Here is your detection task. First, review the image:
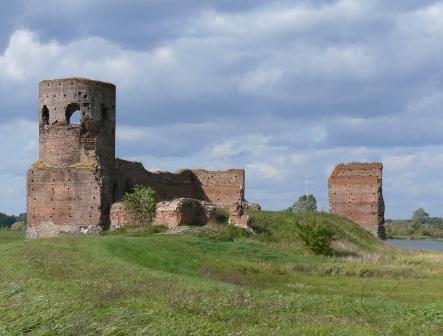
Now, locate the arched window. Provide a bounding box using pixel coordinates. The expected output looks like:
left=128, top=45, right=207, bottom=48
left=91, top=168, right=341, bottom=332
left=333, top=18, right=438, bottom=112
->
left=65, top=103, right=81, bottom=124
left=41, top=105, right=49, bottom=125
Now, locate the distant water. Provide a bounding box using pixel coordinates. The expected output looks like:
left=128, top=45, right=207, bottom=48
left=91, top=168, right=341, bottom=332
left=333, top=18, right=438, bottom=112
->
left=387, top=239, right=443, bottom=251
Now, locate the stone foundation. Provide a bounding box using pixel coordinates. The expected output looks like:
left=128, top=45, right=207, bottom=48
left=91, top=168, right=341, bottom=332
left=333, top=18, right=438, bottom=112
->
left=26, top=221, right=101, bottom=239
left=109, top=198, right=254, bottom=231
left=154, top=198, right=216, bottom=228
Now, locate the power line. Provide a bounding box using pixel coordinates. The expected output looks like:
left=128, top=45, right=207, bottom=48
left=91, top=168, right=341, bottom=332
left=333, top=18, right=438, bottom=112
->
left=294, top=175, right=316, bottom=195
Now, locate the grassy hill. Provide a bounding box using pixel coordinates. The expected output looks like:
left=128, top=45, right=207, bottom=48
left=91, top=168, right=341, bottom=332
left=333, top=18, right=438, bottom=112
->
left=0, top=211, right=442, bottom=335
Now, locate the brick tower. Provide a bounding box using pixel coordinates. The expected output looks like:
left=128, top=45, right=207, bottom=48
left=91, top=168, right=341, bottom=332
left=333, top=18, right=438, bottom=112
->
left=27, top=78, right=116, bottom=239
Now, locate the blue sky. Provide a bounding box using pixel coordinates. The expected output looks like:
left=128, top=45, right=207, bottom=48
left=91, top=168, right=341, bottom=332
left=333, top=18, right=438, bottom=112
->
left=1, top=0, right=443, bottom=219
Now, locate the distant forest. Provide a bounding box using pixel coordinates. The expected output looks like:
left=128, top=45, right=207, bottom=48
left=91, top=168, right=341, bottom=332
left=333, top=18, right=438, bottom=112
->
left=0, top=212, right=26, bottom=228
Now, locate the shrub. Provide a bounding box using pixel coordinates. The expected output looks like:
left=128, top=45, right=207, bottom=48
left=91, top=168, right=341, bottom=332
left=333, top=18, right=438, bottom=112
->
left=123, top=185, right=159, bottom=225
left=293, top=220, right=335, bottom=255
left=215, top=208, right=229, bottom=225
left=10, top=222, right=25, bottom=231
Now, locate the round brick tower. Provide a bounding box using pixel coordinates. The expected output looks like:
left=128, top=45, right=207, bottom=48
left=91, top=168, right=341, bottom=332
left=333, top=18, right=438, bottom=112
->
left=27, top=78, right=116, bottom=239
left=39, top=78, right=116, bottom=168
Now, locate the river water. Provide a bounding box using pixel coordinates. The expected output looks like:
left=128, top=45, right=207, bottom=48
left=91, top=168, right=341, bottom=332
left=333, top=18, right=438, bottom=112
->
left=387, top=239, right=443, bottom=251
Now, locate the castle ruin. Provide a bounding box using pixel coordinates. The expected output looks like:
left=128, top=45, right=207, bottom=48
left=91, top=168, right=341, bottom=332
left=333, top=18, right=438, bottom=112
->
left=328, top=162, right=386, bottom=239
left=27, top=78, right=250, bottom=238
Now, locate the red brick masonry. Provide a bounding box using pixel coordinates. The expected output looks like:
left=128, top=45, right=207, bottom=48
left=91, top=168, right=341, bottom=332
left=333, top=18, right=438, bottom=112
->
left=27, top=78, right=254, bottom=238
left=328, top=162, right=386, bottom=240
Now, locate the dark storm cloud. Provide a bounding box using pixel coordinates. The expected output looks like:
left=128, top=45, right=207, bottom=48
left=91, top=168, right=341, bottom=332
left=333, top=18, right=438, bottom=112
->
left=0, top=0, right=273, bottom=51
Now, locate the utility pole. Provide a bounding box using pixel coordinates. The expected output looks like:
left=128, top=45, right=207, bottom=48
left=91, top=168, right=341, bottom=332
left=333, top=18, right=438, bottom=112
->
left=304, top=175, right=314, bottom=195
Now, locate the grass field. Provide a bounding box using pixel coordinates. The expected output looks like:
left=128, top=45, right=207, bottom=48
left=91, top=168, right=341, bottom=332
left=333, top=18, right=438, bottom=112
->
left=0, top=211, right=442, bottom=335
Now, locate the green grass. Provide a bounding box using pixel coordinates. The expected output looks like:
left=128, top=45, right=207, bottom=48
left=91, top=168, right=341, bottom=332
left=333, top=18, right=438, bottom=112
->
left=0, top=212, right=442, bottom=335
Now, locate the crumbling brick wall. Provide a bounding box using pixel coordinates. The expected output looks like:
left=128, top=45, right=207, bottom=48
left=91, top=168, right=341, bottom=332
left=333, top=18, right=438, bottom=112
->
left=109, top=202, right=132, bottom=230
left=113, top=159, right=245, bottom=209
left=192, top=169, right=245, bottom=208
left=27, top=77, right=250, bottom=238
left=154, top=199, right=216, bottom=228
left=27, top=78, right=116, bottom=238
left=328, top=162, right=386, bottom=239
left=27, top=167, right=104, bottom=238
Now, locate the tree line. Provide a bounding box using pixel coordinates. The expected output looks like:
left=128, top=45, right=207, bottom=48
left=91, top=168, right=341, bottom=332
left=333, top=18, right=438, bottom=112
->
left=385, top=208, right=443, bottom=239
left=0, top=213, right=26, bottom=228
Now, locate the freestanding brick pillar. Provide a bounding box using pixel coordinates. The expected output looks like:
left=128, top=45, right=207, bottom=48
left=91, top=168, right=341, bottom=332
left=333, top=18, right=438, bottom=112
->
left=26, top=78, right=116, bottom=239
left=328, top=162, right=386, bottom=240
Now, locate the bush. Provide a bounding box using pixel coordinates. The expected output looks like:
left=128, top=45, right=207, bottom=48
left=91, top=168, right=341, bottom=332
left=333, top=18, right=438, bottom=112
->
left=293, top=220, right=335, bottom=255
left=123, top=185, right=159, bottom=225
left=10, top=222, right=25, bottom=231
left=215, top=208, right=229, bottom=225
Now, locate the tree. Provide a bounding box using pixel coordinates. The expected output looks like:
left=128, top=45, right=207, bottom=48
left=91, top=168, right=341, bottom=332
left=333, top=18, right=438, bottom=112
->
left=291, top=194, right=317, bottom=212
left=412, top=208, right=429, bottom=224
left=0, top=212, right=18, bottom=228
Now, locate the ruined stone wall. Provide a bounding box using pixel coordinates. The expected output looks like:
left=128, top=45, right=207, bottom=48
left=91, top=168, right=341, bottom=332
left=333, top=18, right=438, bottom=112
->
left=113, top=159, right=202, bottom=202
left=192, top=169, right=245, bottom=208
left=27, top=78, right=116, bottom=238
left=154, top=199, right=216, bottom=229
left=109, top=202, right=132, bottom=230
left=27, top=77, right=251, bottom=238
left=27, top=167, right=103, bottom=238
left=328, top=162, right=386, bottom=239
left=114, top=159, right=245, bottom=209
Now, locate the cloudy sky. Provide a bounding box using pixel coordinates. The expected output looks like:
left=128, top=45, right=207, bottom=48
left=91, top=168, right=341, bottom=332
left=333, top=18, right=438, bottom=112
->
left=1, top=0, right=443, bottom=218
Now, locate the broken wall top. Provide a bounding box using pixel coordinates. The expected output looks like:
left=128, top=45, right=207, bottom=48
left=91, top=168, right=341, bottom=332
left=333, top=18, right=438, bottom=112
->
left=329, top=162, right=383, bottom=181
left=114, top=158, right=245, bottom=209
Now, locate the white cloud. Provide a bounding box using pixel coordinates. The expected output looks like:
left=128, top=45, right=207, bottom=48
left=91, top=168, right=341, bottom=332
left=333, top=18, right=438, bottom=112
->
left=383, top=154, right=417, bottom=171
left=246, top=162, right=284, bottom=179
left=205, top=134, right=272, bottom=159
left=0, top=119, right=37, bottom=214
left=238, top=68, right=283, bottom=95
left=0, top=119, right=37, bottom=174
